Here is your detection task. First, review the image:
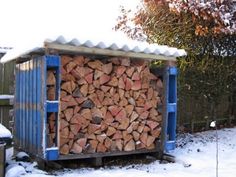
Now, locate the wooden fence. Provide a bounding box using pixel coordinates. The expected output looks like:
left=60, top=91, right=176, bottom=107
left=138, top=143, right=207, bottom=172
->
left=0, top=60, right=15, bottom=130
left=178, top=94, right=235, bottom=132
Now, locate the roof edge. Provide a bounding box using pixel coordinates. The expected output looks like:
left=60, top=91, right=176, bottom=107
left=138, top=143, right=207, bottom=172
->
left=44, top=42, right=177, bottom=61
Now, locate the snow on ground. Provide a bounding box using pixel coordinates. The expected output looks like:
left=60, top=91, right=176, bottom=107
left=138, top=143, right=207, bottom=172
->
left=6, top=127, right=236, bottom=177
left=0, top=123, right=12, bottom=138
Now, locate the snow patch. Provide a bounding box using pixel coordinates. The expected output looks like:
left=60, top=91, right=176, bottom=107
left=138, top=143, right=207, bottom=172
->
left=0, top=123, right=12, bottom=138
left=16, top=152, right=29, bottom=159
left=6, top=147, right=14, bottom=161
left=0, top=95, right=14, bottom=100
left=5, top=164, right=26, bottom=177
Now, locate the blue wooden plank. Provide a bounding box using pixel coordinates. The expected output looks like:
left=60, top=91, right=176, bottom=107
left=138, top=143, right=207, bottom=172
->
left=29, top=60, right=33, bottom=152
left=46, top=55, right=60, bottom=68
left=23, top=63, right=26, bottom=149
left=46, top=148, right=59, bottom=160
left=169, top=67, right=177, bottom=75
left=165, top=141, right=175, bottom=151
left=20, top=63, right=23, bottom=148
left=26, top=61, right=29, bottom=150
left=167, top=103, right=176, bottom=113
left=36, top=58, right=42, bottom=155
left=21, top=63, right=25, bottom=148
left=19, top=64, right=22, bottom=148
left=46, top=101, right=59, bottom=112
left=27, top=61, right=30, bottom=151
left=32, top=59, right=37, bottom=152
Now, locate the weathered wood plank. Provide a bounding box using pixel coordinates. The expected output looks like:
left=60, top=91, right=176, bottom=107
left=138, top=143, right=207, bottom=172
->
left=44, top=43, right=176, bottom=61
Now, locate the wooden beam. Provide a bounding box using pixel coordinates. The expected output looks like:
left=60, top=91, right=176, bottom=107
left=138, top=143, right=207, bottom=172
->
left=58, top=145, right=160, bottom=160
left=44, top=42, right=176, bottom=61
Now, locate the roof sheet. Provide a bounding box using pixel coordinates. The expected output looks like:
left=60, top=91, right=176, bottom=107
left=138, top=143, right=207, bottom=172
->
left=1, top=35, right=186, bottom=63
left=0, top=46, right=12, bottom=54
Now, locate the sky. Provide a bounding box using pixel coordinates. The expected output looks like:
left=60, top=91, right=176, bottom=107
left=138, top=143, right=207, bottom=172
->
left=0, top=0, right=140, bottom=47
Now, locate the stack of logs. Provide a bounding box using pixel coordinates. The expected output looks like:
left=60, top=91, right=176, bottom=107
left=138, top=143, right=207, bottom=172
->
left=47, top=55, right=163, bottom=155
left=47, top=70, right=57, bottom=147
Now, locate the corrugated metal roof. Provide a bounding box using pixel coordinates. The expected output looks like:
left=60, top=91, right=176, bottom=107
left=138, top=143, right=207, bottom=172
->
left=1, top=36, right=186, bottom=63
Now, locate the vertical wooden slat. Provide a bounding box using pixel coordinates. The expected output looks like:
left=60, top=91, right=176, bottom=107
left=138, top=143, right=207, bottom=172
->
left=36, top=58, right=41, bottom=155
left=33, top=58, right=37, bottom=154
left=19, top=63, right=23, bottom=149
left=22, top=62, right=26, bottom=149
left=15, top=64, right=19, bottom=146
left=28, top=60, right=32, bottom=152
left=0, top=63, right=3, bottom=94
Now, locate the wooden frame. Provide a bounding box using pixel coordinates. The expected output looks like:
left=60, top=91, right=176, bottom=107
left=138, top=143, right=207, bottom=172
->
left=44, top=42, right=176, bottom=61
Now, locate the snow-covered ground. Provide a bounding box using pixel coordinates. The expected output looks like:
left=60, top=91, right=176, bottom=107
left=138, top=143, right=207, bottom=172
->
left=6, top=127, right=236, bottom=177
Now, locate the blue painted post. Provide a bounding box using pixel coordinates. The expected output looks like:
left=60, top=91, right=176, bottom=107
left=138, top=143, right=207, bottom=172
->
left=44, top=55, right=61, bottom=161
left=165, top=65, right=178, bottom=152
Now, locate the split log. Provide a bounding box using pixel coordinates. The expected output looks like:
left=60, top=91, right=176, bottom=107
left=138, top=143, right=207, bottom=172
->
left=106, top=126, right=116, bottom=136
left=126, top=67, right=134, bottom=77
left=47, top=87, right=55, bottom=100
left=73, top=55, right=85, bottom=66
left=118, top=118, right=129, bottom=130
left=66, top=61, right=77, bottom=73
left=99, top=74, right=111, bottom=85
left=102, top=63, right=113, bottom=75
left=108, top=77, right=118, bottom=87
left=87, top=60, right=103, bottom=70
left=64, top=108, right=73, bottom=122
left=70, top=124, right=81, bottom=135
left=60, top=144, right=69, bottom=155
left=125, top=105, right=134, bottom=117
left=60, top=119, right=69, bottom=130
left=132, top=131, right=140, bottom=141
left=97, top=143, right=107, bottom=153
left=124, top=139, right=135, bottom=151
left=71, top=142, right=82, bottom=154
left=104, top=138, right=112, bottom=149
left=116, top=66, right=126, bottom=77
left=116, top=139, right=123, bottom=151
left=97, top=134, right=107, bottom=143
left=146, top=136, right=155, bottom=147
left=47, top=71, right=56, bottom=86
left=112, top=131, right=122, bottom=140
left=121, top=58, right=130, bottom=66
left=108, top=105, right=121, bottom=116
left=76, top=138, right=87, bottom=150
left=131, top=72, right=140, bottom=81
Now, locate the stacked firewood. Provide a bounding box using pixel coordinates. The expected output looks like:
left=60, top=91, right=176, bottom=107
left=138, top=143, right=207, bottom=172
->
left=47, top=55, right=163, bottom=155
left=46, top=70, right=57, bottom=147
